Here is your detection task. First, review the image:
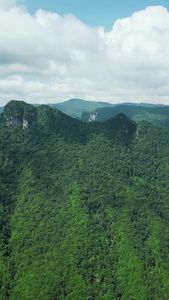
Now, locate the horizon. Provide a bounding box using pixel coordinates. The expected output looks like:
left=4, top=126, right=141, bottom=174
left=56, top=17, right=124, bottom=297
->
left=0, top=1, right=169, bottom=106
left=1, top=98, right=168, bottom=108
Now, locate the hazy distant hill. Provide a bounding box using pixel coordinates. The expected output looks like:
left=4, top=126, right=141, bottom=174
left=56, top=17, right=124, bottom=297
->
left=47, top=98, right=114, bottom=118
left=48, top=99, right=166, bottom=119
left=116, top=102, right=165, bottom=107
left=81, top=104, right=169, bottom=128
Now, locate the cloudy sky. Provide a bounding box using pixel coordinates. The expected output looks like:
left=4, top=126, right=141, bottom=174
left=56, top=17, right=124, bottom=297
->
left=0, top=0, right=169, bottom=106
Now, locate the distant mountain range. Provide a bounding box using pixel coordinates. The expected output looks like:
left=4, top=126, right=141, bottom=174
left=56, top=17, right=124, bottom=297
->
left=1, top=98, right=168, bottom=128
left=47, top=98, right=113, bottom=118
left=81, top=104, right=169, bottom=128
left=46, top=99, right=166, bottom=119
left=1, top=98, right=113, bottom=118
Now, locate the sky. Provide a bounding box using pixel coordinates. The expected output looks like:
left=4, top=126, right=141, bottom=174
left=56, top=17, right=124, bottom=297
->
left=0, top=0, right=169, bottom=106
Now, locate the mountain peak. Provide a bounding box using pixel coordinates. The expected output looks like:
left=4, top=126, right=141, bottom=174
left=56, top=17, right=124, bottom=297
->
left=105, top=113, right=137, bottom=136
left=4, top=100, right=36, bottom=129
left=2, top=100, right=78, bottom=131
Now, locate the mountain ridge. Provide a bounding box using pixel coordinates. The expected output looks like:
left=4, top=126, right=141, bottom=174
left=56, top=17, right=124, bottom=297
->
left=81, top=104, right=169, bottom=129
left=1, top=100, right=137, bottom=145
left=1, top=98, right=167, bottom=120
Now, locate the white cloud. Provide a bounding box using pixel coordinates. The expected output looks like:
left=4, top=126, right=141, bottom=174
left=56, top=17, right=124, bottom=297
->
left=0, top=0, right=20, bottom=10
left=0, top=5, right=169, bottom=106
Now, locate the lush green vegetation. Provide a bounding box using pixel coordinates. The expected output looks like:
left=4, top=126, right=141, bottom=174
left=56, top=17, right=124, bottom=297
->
left=81, top=105, right=169, bottom=129
left=1, top=99, right=167, bottom=126
left=1, top=100, right=169, bottom=299
left=47, top=98, right=113, bottom=118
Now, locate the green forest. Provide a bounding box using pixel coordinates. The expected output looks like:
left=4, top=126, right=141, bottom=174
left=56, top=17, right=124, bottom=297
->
left=81, top=105, right=169, bottom=129
left=1, top=100, right=169, bottom=299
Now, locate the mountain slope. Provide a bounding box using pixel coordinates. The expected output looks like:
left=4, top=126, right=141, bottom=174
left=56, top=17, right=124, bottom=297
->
left=0, top=101, right=169, bottom=299
left=45, top=99, right=166, bottom=120
left=47, top=98, right=114, bottom=118
left=81, top=104, right=169, bottom=128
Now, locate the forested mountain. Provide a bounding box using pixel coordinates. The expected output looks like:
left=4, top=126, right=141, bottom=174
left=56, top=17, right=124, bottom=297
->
left=46, top=98, right=114, bottom=118
left=43, top=99, right=166, bottom=120
left=1, top=100, right=169, bottom=299
left=81, top=105, right=169, bottom=128
left=1, top=99, right=167, bottom=124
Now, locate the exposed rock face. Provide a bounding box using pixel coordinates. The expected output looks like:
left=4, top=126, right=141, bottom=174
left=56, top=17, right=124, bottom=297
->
left=3, top=100, right=35, bottom=129
left=23, top=119, right=29, bottom=129
left=6, top=116, right=23, bottom=127
left=89, top=113, right=98, bottom=122
left=3, top=100, right=62, bottom=130
left=6, top=115, right=29, bottom=129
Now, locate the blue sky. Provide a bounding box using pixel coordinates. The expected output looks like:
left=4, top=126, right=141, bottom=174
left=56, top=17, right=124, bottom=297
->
left=27, top=0, right=169, bottom=30
left=0, top=0, right=169, bottom=105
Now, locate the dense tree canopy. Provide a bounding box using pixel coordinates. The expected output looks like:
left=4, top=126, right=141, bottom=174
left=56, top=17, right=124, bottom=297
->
left=1, top=101, right=169, bottom=299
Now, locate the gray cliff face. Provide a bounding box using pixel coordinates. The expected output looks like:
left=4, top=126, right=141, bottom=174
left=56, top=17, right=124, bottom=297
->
left=3, top=100, right=36, bottom=129
left=23, top=119, right=29, bottom=129
left=3, top=100, right=62, bottom=130
left=88, top=113, right=98, bottom=122
left=5, top=115, right=29, bottom=129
